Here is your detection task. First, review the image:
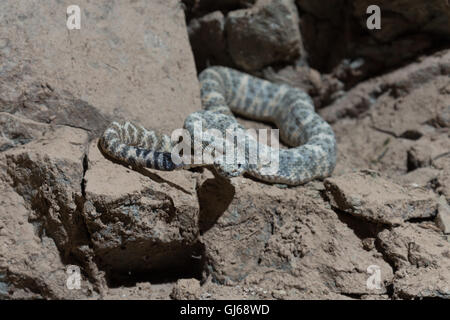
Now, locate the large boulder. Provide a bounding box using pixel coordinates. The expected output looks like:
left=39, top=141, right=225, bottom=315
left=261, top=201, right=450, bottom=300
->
left=0, top=0, right=200, bottom=134
left=226, top=0, right=303, bottom=71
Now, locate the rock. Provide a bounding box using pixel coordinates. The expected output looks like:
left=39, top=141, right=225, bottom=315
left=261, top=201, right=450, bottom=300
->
left=2, top=122, right=90, bottom=257
left=297, top=0, right=448, bottom=77
left=324, top=170, right=438, bottom=225
left=226, top=0, right=303, bottom=71
left=298, top=11, right=346, bottom=72
left=0, top=0, right=200, bottom=134
left=434, top=156, right=450, bottom=201
left=198, top=171, right=393, bottom=297
left=101, top=282, right=156, bottom=300
left=0, top=120, right=98, bottom=298
left=377, top=224, right=450, bottom=299
left=188, top=1, right=306, bottom=72
left=0, top=183, right=97, bottom=299
left=436, top=105, right=450, bottom=128
left=370, top=79, right=450, bottom=140
left=0, top=113, right=50, bottom=152
left=399, top=167, right=440, bottom=188
left=407, top=144, right=433, bottom=171
left=173, top=277, right=252, bottom=299
left=352, top=0, right=450, bottom=41
left=0, top=82, right=110, bottom=138
left=171, top=278, right=202, bottom=299
left=296, top=0, right=345, bottom=24
left=317, top=74, right=346, bottom=108
left=331, top=117, right=416, bottom=177
left=436, top=196, right=450, bottom=234
left=322, top=50, right=450, bottom=183
left=184, top=0, right=256, bottom=20
left=407, top=134, right=450, bottom=171
left=355, top=35, right=433, bottom=75
left=83, top=140, right=201, bottom=282
left=188, top=11, right=233, bottom=71
left=321, top=50, right=450, bottom=124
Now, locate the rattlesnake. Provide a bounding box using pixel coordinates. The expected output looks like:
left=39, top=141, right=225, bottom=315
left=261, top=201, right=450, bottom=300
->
left=99, top=66, right=337, bottom=185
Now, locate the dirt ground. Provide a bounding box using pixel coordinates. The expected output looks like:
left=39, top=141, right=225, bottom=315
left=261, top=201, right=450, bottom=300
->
left=0, top=0, right=449, bottom=300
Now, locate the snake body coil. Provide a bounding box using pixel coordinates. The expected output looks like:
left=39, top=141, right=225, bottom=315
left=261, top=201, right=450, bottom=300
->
left=99, top=66, right=337, bottom=185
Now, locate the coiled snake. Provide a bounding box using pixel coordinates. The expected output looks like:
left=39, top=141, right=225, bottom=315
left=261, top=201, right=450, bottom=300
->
left=99, top=66, right=337, bottom=185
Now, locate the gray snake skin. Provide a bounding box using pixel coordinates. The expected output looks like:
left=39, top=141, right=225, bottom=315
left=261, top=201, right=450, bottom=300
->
left=99, top=66, right=337, bottom=185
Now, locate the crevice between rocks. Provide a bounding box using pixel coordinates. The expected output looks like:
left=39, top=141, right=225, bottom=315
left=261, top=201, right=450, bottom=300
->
left=103, top=241, right=206, bottom=288
left=336, top=209, right=398, bottom=300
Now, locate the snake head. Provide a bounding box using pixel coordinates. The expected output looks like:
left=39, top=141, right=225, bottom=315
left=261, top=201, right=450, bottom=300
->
left=213, top=157, right=247, bottom=179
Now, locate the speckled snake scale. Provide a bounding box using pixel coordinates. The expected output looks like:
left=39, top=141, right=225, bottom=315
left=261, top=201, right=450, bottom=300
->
left=99, top=66, right=337, bottom=185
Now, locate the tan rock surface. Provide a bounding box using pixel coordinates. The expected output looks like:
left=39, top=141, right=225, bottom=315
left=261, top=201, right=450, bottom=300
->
left=325, top=170, right=438, bottom=225
left=378, top=224, right=450, bottom=299
left=198, top=171, right=393, bottom=298
left=0, top=0, right=200, bottom=134
left=83, top=140, right=201, bottom=283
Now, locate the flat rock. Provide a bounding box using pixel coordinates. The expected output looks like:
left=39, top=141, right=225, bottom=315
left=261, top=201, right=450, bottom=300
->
left=83, top=140, right=201, bottom=281
left=436, top=196, right=450, bottom=234
left=324, top=170, right=438, bottom=225
left=377, top=224, right=450, bottom=299
left=0, top=0, right=200, bottom=134
left=0, top=113, right=50, bottom=152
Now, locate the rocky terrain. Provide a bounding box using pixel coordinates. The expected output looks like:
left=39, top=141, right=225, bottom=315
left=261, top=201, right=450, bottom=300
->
left=0, top=0, right=449, bottom=300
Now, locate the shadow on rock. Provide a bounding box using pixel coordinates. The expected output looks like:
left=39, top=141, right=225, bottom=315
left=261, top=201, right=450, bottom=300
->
left=197, top=173, right=235, bottom=233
